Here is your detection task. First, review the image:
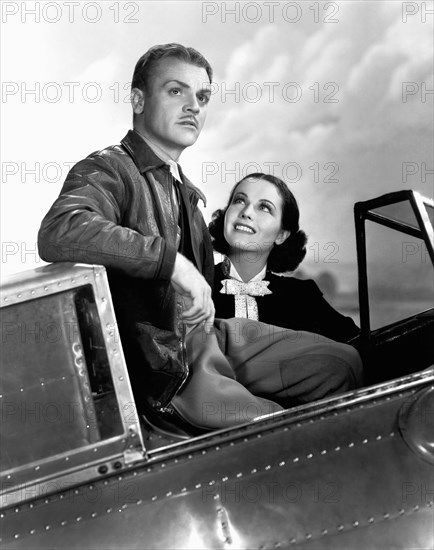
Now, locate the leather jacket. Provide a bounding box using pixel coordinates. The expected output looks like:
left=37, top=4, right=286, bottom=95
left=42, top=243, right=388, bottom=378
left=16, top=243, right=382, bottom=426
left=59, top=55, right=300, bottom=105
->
left=38, top=130, right=214, bottom=411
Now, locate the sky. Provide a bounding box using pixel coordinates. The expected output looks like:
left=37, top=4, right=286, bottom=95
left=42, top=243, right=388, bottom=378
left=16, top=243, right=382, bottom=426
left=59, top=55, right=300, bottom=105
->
left=1, top=0, right=433, bottom=293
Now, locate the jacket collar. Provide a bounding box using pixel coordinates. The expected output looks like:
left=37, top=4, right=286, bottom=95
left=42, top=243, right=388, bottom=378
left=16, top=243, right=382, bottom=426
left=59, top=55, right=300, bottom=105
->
left=121, top=129, right=166, bottom=173
left=120, top=129, right=207, bottom=208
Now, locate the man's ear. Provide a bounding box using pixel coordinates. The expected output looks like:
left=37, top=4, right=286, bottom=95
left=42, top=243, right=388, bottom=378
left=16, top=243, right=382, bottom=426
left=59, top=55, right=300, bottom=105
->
left=275, top=230, right=290, bottom=246
left=131, top=87, right=145, bottom=115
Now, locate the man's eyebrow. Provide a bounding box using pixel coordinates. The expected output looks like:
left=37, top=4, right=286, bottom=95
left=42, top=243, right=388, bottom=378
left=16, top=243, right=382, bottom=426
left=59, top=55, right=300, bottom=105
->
left=162, top=79, right=212, bottom=95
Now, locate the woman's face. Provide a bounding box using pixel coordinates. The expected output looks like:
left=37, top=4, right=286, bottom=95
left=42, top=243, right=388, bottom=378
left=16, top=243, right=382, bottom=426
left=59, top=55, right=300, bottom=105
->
left=224, top=178, right=289, bottom=260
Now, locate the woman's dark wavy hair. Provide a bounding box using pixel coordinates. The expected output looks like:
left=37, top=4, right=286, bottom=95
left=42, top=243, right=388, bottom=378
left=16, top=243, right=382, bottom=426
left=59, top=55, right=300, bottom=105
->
left=208, top=173, right=307, bottom=273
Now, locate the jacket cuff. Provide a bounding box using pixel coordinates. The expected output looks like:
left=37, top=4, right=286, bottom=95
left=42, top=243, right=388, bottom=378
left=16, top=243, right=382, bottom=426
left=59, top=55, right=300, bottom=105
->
left=157, top=241, right=177, bottom=280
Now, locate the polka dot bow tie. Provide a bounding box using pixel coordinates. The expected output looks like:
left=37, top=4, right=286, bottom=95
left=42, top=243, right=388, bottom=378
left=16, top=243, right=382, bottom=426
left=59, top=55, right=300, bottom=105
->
left=219, top=279, right=272, bottom=320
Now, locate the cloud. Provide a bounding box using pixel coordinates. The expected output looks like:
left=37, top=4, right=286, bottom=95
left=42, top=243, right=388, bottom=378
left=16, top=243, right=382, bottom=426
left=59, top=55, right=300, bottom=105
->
left=187, top=1, right=433, bottom=279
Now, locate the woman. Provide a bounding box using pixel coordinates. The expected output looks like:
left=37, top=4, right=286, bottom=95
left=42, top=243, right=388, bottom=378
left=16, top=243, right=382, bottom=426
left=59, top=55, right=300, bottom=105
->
left=209, top=173, right=360, bottom=343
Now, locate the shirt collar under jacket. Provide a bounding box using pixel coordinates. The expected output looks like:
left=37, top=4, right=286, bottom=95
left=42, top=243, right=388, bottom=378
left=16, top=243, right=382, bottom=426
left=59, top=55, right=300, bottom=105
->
left=120, top=129, right=207, bottom=207
left=135, top=131, right=182, bottom=183
left=228, top=258, right=267, bottom=283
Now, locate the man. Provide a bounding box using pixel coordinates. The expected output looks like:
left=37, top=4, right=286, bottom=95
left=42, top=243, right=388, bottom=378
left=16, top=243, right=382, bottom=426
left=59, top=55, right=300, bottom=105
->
left=38, top=44, right=362, bottom=431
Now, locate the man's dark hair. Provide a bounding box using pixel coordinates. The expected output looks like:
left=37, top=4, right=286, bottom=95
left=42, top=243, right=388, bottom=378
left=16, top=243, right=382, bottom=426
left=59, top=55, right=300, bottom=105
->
left=208, top=173, right=308, bottom=273
left=131, top=43, right=213, bottom=93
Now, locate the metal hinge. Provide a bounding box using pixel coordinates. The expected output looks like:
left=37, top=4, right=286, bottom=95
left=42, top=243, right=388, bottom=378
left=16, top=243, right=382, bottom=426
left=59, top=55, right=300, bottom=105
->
left=123, top=447, right=146, bottom=464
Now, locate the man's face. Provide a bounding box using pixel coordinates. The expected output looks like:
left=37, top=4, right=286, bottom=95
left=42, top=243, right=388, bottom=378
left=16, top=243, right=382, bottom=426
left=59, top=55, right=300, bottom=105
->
left=133, top=57, right=211, bottom=160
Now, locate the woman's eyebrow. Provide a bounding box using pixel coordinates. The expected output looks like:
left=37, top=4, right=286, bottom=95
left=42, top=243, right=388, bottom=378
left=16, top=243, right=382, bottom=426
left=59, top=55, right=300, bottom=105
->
left=259, top=198, right=276, bottom=209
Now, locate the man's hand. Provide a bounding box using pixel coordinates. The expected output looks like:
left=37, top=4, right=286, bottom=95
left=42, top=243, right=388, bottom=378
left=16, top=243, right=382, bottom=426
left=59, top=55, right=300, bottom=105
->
left=171, top=253, right=215, bottom=332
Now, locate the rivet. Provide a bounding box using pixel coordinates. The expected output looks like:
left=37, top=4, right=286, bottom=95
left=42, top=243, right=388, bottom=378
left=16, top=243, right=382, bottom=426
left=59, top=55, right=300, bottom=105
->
left=151, top=496, right=157, bottom=502
left=45, top=525, right=50, bottom=530
left=119, top=376, right=124, bottom=381
left=383, top=513, right=390, bottom=519
left=307, top=453, right=313, bottom=459
left=14, top=534, right=19, bottom=539
left=362, top=439, right=368, bottom=444
left=30, top=529, right=36, bottom=535
left=195, top=483, right=201, bottom=489
left=279, top=461, right=285, bottom=467
left=321, top=450, right=327, bottom=455
left=338, top=525, right=344, bottom=531
left=136, top=499, right=143, bottom=504
left=413, top=505, right=419, bottom=512
left=35, top=465, right=40, bottom=471
left=353, top=521, right=359, bottom=527
left=166, top=491, right=172, bottom=497
left=293, top=457, right=299, bottom=463
left=236, top=472, right=243, bottom=477
left=368, top=517, right=374, bottom=523
left=306, top=534, right=312, bottom=540
left=76, top=517, right=82, bottom=522
left=321, top=529, right=328, bottom=535
left=91, top=512, right=97, bottom=518
left=398, top=509, right=405, bottom=515
left=389, top=432, right=395, bottom=437
left=208, top=480, right=215, bottom=486
left=348, top=442, right=354, bottom=448
left=106, top=508, right=112, bottom=513
left=222, top=476, right=229, bottom=482
left=376, top=435, right=382, bottom=441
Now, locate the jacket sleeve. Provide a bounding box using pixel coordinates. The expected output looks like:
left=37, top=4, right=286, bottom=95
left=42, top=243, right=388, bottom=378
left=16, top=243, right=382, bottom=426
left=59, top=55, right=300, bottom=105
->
left=38, top=154, right=177, bottom=280
left=306, top=280, right=360, bottom=343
